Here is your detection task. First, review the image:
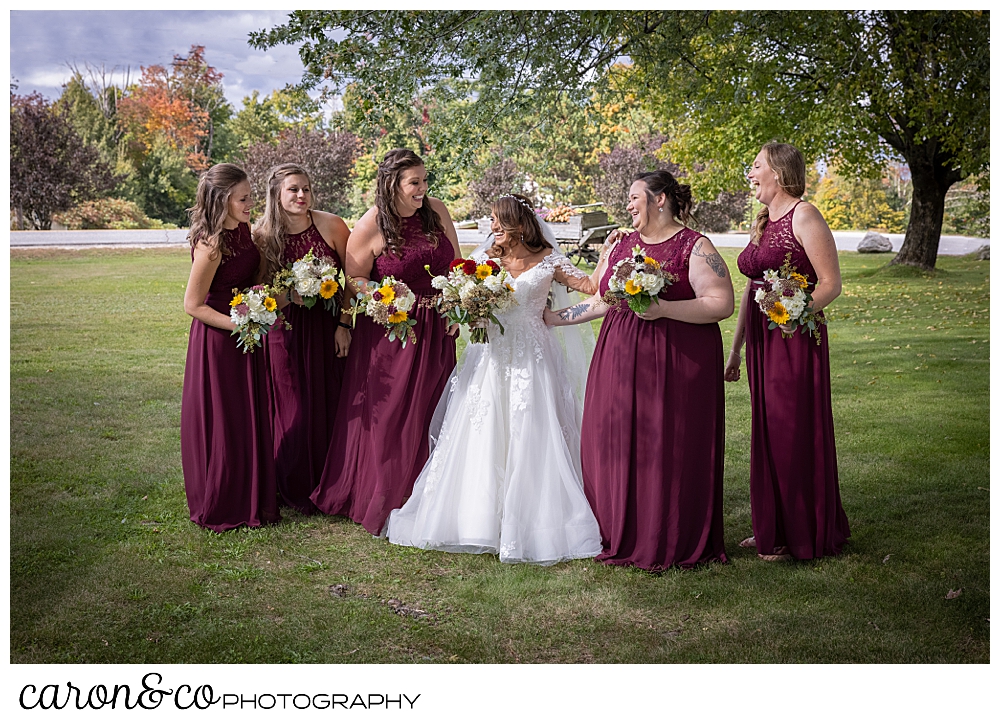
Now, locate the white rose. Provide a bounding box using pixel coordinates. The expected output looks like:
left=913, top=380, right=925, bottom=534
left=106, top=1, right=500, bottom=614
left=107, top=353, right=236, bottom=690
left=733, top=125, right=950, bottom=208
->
left=483, top=274, right=503, bottom=292
left=395, top=294, right=414, bottom=312
left=431, top=275, right=448, bottom=290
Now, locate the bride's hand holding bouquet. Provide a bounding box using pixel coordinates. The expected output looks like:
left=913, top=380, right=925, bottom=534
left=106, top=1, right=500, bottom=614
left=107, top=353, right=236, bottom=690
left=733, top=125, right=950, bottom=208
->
left=426, top=255, right=517, bottom=344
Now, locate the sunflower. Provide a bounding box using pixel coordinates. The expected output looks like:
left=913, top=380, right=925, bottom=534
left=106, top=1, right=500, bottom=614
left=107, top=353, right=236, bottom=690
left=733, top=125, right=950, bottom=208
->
left=320, top=279, right=339, bottom=299
left=767, top=301, right=790, bottom=325
left=378, top=285, right=396, bottom=304
left=789, top=272, right=809, bottom=288
left=476, top=264, right=493, bottom=279
left=230, top=292, right=244, bottom=307
left=644, top=256, right=660, bottom=269
left=388, top=310, right=408, bottom=324
left=624, top=279, right=643, bottom=295
left=264, top=296, right=277, bottom=312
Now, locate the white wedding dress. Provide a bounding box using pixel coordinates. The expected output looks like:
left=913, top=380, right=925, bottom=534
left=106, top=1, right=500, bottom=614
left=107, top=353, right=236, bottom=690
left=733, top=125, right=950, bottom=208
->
left=385, top=251, right=603, bottom=565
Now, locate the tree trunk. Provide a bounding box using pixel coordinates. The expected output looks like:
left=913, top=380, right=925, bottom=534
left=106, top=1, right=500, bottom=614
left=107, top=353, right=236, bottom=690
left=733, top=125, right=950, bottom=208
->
left=15, top=206, right=25, bottom=230
left=890, top=157, right=955, bottom=271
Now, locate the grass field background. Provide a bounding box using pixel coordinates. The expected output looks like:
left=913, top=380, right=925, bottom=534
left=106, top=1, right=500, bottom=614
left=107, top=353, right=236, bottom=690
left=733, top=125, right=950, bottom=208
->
left=9, top=246, right=989, bottom=665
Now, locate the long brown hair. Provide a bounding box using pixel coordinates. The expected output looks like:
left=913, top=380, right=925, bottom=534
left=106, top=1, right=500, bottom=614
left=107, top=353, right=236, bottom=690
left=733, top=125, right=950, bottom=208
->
left=375, top=148, right=444, bottom=256
left=488, top=193, right=550, bottom=259
left=253, top=162, right=314, bottom=281
left=750, top=142, right=806, bottom=244
left=634, top=169, right=693, bottom=225
left=186, top=163, right=248, bottom=259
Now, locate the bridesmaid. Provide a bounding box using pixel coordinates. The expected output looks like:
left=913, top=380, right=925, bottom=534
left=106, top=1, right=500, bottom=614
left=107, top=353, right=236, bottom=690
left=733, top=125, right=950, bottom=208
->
left=724, top=142, right=850, bottom=561
left=311, top=148, right=461, bottom=535
left=545, top=170, right=733, bottom=571
left=181, top=163, right=279, bottom=531
left=255, top=163, right=352, bottom=514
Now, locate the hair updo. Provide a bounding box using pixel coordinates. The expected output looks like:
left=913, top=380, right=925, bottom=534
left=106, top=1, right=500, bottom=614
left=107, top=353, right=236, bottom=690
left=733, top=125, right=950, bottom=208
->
left=634, top=170, right=693, bottom=225
left=488, top=194, right=551, bottom=259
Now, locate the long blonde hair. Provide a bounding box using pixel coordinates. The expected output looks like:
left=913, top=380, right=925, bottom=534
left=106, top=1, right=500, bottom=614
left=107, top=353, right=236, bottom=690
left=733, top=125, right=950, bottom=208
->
left=253, top=163, right=314, bottom=281
left=186, top=163, right=248, bottom=259
left=750, top=142, right=807, bottom=244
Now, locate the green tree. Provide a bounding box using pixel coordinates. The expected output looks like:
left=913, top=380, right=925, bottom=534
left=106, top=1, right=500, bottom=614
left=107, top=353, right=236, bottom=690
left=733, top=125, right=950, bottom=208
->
left=253, top=10, right=989, bottom=269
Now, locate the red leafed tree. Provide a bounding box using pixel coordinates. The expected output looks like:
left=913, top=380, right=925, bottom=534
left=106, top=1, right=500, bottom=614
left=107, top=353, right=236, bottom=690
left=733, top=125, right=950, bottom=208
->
left=117, top=45, right=226, bottom=170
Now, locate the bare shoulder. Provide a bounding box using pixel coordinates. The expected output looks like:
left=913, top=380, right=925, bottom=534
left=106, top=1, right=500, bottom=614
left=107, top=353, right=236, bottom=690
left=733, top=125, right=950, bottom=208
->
left=350, top=208, right=379, bottom=239
left=792, top=201, right=834, bottom=241
left=311, top=209, right=350, bottom=241
left=427, top=196, right=453, bottom=220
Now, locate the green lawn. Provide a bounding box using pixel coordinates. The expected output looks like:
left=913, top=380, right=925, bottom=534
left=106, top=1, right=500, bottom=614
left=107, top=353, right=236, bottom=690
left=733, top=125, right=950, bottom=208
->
left=9, top=246, right=989, bottom=664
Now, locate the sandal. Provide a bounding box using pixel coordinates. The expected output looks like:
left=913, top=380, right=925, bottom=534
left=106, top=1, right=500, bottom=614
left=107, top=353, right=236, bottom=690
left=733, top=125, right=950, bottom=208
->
left=758, top=546, right=792, bottom=562
left=739, top=536, right=756, bottom=549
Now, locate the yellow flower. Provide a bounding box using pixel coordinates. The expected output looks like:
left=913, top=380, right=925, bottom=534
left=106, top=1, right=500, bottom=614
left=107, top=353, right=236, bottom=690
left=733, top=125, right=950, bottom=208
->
left=230, top=292, right=243, bottom=307
left=644, top=256, right=660, bottom=269
left=264, top=296, right=277, bottom=312
left=320, top=279, right=339, bottom=299
left=790, top=272, right=808, bottom=288
left=767, top=301, right=790, bottom=325
left=624, top=279, right=643, bottom=295
left=505, top=283, right=514, bottom=292
left=388, top=310, right=408, bottom=324
left=379, top=285, right=396, bottom=304
left=476, top=264, right=493, bottom=279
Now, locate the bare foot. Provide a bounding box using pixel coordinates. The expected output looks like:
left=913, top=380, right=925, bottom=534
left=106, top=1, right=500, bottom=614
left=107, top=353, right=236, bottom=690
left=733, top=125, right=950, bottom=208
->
left=758, top=546, right=792, bottom=562
left=739, top=536, right=756, bottom=548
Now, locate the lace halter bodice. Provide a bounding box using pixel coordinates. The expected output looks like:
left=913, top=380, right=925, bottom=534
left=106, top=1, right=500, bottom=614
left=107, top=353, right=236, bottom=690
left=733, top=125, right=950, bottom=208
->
left=599, top=227, right=702, bottom=304
left=737, top=202, right=817, bottom=283
left=204, top=222, right=259, bottom=293
left=374, top=213, right=454, bottom=294
left=281, top=221, right=341, bottom=269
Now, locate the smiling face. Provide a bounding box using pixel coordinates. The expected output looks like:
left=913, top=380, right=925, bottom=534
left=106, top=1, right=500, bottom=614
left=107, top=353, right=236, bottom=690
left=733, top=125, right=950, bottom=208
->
left=747, top=149, right=780, bottom=206
left=394, top=165, right=428, bottom=217
left=225, top=180, right=253, bottom=228
left=279, top=174, right=311, bottom=217
left=626, top=180, right=664, bottom=233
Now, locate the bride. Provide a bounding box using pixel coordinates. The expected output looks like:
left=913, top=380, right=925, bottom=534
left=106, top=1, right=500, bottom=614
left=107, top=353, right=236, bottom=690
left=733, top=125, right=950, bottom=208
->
left=385, top=193, right=603, bottom=564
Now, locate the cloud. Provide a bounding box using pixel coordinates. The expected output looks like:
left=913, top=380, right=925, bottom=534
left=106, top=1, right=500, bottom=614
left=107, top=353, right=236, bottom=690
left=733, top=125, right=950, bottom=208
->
left=10, top=10, right=307, bottom=107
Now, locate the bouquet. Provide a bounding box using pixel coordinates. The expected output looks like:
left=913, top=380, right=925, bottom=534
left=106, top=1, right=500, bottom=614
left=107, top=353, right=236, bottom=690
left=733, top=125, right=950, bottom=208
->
left=427, top=256, right=517, bottom=344
left=755, top=252, right=825, bottom=343
left=272, top=249, right=343, bottom=315
left=229, top=285, right=289, bottom=353
left=601, top=244, right=677, bottom=315
left=351, top=276, right=418, bottom=347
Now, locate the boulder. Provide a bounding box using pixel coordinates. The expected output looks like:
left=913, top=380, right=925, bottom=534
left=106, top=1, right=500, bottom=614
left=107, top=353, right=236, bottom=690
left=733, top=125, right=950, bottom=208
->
left=857, top=231, right=893, bottom=253
left=976, top=244, right=990, bottom=260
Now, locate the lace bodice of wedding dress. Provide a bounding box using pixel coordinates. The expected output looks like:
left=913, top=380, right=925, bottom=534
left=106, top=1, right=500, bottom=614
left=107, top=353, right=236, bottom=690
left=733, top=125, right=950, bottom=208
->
left=385, top=251, right=602, bottom=565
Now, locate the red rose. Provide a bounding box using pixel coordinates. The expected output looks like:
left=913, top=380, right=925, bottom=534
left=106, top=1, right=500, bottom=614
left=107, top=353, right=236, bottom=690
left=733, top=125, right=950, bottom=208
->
left=462, top=259, right=478, bottom=275
left=450, top=258, right=466, bottom=270
left=486, top=260, right=500, bottom=272
left=372, top=291, right=382, bottom=301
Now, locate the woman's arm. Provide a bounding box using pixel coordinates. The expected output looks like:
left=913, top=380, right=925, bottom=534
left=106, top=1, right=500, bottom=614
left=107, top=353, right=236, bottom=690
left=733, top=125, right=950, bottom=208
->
left=637, top=236, right=735, bottom=325
left=550, top=229, right=623, bottom=295
left=792, top=202, right=842, bottom=312
left=544, top=293, right=610, bottom=327
left=183, top=243, right=235, bottom=331
left=724, top=278, right=752, bottom=382
left=314, top=210, right=356, bottom=357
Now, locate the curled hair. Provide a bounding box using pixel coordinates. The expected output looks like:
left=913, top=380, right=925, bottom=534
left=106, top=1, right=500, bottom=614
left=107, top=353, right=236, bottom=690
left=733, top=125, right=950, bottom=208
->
left=634, top=169, right=693, bottom=225
left=488, top=193, right=550, bottom=259
left=253, top=163, right=314, bottom=281
left=751, top=142, right=806, bottom=245
left=186, top=163, right=248, bottom=259
left=375, top=148, right=444, bottom=256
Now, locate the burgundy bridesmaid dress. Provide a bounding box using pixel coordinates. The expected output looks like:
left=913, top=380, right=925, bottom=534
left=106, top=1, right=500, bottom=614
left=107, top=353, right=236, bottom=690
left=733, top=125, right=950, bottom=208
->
left=311, top=213, right=457, bottom=535
left=736, top=203, right=850, bottom=559
left=181, top=222, right=280, bottom=532
left=581, top=228, right=728, bottom=571
left=264, top=222, right=346, bottom=514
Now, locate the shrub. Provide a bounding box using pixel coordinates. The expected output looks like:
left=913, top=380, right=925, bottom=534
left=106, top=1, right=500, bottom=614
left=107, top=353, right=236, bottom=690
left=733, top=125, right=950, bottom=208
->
left=468, top=158, right=522, bottom=218
left=52, top=198, right=170, bottom=230
left=594, top=135, right=676, bottom=225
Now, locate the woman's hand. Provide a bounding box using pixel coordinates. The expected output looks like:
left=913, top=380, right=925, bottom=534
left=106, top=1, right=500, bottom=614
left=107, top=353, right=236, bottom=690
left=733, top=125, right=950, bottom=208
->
left=778, top=322, right=795, bottom=335
left=291, top=289, right=304, bottom=306
left=724, top=350, right=742, bottom=382
left=542, top=307, right=559, bottom=326
left=636, top=299, right=669, bottom=321
left=334, top=326, right=352, bottom=357
left=446, top=323, right=461, bottom=337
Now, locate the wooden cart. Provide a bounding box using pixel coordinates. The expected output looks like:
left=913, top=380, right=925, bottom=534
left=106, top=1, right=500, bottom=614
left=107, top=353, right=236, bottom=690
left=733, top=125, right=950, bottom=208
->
left=546, top=204, right=619, bottom=264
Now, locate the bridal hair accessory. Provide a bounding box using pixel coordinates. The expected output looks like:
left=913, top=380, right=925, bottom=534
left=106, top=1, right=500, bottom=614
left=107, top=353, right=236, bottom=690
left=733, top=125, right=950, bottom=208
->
left=498, top=194, right=534, bottom=214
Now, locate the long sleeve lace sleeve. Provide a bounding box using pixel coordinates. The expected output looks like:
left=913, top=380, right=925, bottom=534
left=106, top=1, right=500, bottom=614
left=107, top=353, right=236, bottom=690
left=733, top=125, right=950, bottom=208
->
left=550, top=254, right=598, bottom=295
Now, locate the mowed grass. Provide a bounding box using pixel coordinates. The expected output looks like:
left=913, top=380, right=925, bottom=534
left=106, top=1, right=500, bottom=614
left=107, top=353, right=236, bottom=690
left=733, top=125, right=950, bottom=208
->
left=9, top=246, right=989, bottom=663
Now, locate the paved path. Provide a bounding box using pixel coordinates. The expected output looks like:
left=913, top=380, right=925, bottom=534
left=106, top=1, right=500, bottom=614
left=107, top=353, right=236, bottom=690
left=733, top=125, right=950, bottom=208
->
left=9, top=227, right=989, bottom=256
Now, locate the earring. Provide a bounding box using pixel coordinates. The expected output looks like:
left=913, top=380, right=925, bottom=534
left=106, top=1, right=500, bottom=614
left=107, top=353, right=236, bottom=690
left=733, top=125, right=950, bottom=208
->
left=658, top=207, right=663, bottom=213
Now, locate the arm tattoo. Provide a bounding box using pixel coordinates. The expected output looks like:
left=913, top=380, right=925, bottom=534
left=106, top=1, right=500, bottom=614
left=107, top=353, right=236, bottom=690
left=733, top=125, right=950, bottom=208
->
left=557, top=302, right=590, bottom=321
left=692, top=240, right=728, bottom=278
